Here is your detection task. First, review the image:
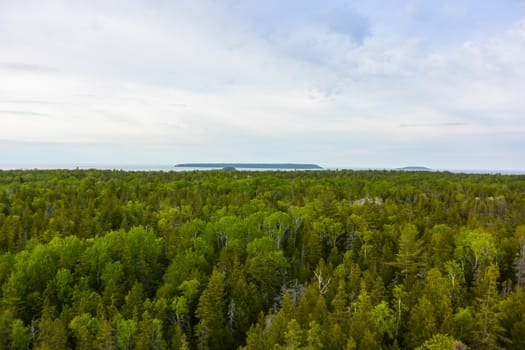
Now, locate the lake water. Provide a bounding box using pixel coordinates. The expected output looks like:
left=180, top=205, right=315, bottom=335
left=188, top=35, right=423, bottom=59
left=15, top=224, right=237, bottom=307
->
left=1, top=164, right=524, bottom=175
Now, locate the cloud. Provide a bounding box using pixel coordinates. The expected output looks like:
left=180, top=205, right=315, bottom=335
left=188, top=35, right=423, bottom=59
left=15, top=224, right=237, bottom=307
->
left=0, top=62, right=56, bottom=72
left=325, top=9, right=370, bottom=44
left=0, top=99, right=59, bottom=105
left=0, top=110, right=49, bottom=117
left=399, top=122, right=468, bottom=128
left=0, top=1, right=523, bottom=169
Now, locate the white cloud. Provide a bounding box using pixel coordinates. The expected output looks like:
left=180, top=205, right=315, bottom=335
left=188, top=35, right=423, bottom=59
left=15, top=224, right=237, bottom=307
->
left=0, top=1, right=524, bottom=169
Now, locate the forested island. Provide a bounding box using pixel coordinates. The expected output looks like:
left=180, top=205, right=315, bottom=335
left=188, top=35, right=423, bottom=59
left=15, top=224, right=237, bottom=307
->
left=174, top=163, right=323, bottom=170
left=398, top=166, right=431, bottom=171
left=0, top=169, right=524, bottom=349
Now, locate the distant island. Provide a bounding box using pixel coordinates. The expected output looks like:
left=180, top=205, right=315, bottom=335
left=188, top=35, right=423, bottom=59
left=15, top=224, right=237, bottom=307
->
left=175, top=163, right=323, bottom=170
left=398, top=166, right=431, bottom=171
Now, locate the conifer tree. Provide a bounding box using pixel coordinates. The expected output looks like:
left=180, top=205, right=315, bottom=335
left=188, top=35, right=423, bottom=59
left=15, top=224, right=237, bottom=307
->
left=395, top=224, right=423, bottom=279
left=195, top=269, right=231, bottom=350
left=267, top=292, right=294, bottom=348
left=405, top=296, right=437, bottom=349
left=473, top=264, right=505, bottom=350
left=8, top=319, right=31, bottom=350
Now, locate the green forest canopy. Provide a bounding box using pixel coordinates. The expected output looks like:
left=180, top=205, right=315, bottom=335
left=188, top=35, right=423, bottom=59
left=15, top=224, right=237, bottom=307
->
left=0, top=169, right=524, bottom=349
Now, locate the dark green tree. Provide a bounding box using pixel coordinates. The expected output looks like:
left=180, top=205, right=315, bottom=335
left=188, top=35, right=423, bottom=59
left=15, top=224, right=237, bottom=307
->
left=194, top=269, right=231, bottom=350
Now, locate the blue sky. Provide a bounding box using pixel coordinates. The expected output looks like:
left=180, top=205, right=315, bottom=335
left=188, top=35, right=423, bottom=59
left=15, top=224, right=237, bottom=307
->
left=1, top=0, right=524, bottom=170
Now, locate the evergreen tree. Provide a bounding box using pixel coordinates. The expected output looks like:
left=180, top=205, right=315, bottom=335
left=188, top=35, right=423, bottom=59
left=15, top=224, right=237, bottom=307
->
left=405, top=296, right=437, bottom=349
left=266, top=292, right=294, bottom=348
left=282, top=319, right=303, bottom=350
left=194, top=269, right=231, bottom=350
left=395, top=224, right=423, bottom=280
left=9, top=319, right=31, bottom=350
left=473, top=264, right=505, bottom=349
left=499, top=287, right=525, bottom=350
left=415, top=334, right=465, bottom=350
left=35, top=304, right=68, bottom=350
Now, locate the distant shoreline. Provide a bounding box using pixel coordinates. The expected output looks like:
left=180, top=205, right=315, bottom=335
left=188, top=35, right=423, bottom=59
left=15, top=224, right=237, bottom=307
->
left=397, top=166, right=431, bottom=171
left=174, top=163, right=324, bottom=170
left=1, top=164, right=524, bottom=175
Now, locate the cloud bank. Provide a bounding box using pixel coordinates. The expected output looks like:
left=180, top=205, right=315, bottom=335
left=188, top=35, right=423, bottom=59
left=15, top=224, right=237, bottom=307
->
left=0, top=0, right=524, bottom=170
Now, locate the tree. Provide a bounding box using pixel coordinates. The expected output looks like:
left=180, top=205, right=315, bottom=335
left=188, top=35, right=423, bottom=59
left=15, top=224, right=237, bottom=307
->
left=415, top=334, right=466, bottom=350
left=514, top=237, right=525, bottom=288
left=245, top=237, right=290, bottom=306
left=312, top=216, right=344, bottom=249
left=329, top=279, right=349, bottom=333
left=429, top=224, right=455, bottom=268
left=266, top=292, right=294, bottom=348
left=405, top=296, right=437, bottom=349
left=263, top=211, right=290, bottom=250
left=194, top=269, right=231, bottom=350
left=227, top=263, right=261, bottom=346
left=454, top=307, right=474, bottom=345
left=395, top=224, right=423, bottom=279
left=244, top=313, right=267, bottom=350
left=349, top=287, right=382, bottom=348
left=120, top=227, right=163, bottom=294
left=421, top=268, right=454, bottom=335
left=116, top=317, right=137, bottom=350
left=101, top=261, right=124, bottom=307
left=473, top=264, right=505, bottom=350
left=305, top=321, right=323, bottom=350
left=0, top=309, right=14, bottom=350
left=0, top=168, right=524, bottom=349
left=9, top=319, right=31, bottom=350
left=499, top=287, right=525, bottom=350
left=455, top=229, right=498, bottom=277
left=69, top=313, right=99, bottom=350
left=35, top=303, right=68, bottom=350
left=373, top=300, right=396, bottom=343
left=170, top=323, right=190, bottom=350
left=135, top=312, right=167, bottom=350
left=282, top=319, right=303, bottom=350
left=123, top=282, right=145, bottom=320
left=95, top=319, right=117, bottom=350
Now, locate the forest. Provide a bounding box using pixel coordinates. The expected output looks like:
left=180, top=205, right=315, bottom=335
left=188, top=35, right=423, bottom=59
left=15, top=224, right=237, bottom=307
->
left=0, top=169, right=524, bottom=349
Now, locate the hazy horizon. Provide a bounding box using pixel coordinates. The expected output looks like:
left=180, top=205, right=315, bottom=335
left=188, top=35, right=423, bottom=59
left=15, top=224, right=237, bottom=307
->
left=1, top=162, right=525, bottom=175
left=1, top=1, right=524, bottom=170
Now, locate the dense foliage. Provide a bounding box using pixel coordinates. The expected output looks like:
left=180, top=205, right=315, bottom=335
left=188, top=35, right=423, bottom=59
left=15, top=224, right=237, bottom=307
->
left=0, top=169, right=524, bottom=349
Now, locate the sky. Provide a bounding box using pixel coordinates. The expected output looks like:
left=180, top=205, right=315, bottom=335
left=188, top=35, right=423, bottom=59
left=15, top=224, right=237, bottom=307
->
left=1, top=0, right=525, bottom=170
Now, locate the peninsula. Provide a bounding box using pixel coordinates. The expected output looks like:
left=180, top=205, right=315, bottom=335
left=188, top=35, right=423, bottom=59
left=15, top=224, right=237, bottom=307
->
left=175, top=163, right=323, bottom=170
left=398, top=166, right=431, bottom=171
